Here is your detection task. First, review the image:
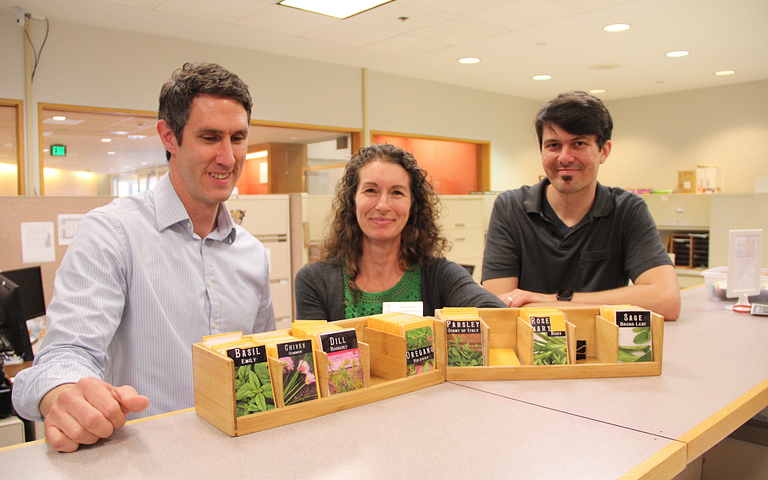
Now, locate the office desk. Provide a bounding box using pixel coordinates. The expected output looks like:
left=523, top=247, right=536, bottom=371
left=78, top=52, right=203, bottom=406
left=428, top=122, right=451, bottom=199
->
left=455, top=286, right=768, bottom=462
left=4, top=286, right=762, bottom=480
left=0, top=382, right=683, bottom=480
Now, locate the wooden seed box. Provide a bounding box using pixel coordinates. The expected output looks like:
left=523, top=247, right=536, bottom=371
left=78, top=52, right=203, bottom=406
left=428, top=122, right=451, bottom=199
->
left=193, top=317, right=446, bottom=436
left=436, top=306, right=664, bottom=381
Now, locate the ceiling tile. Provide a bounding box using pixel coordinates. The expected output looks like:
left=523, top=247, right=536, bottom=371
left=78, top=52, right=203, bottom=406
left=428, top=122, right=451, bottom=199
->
left=468, top=0, right=576, bottom=31
left=236, top=4, right=339, bottom=36
left=302, top=21, right=399, bottom=48
left=362, top=34, right=450, bottom=58
left=155, top=0, right=270, bottom=23
left=155, top=0, right=272, bottom=23
left=408, top=0, right=515, bottom=16
left=545, top=0, right=633, bottom=14
left=349, top=0, right=457, bottom=32
left=409, top=17, right=509, bottom=45
left=100, top=0, right=166, bottom=8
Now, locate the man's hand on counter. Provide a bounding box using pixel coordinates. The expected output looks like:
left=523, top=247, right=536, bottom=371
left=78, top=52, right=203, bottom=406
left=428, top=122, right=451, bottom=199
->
left=39, top=377, right=150, bottom=452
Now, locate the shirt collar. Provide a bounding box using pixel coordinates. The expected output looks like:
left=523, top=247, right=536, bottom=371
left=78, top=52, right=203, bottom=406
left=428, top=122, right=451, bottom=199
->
left=523, top=178, right=548, bottom=214
left=523, top=178, right=614, bottom=218
left=154, top=173, right=191, bottom=231
left=153, top=173, right=237, bottom=243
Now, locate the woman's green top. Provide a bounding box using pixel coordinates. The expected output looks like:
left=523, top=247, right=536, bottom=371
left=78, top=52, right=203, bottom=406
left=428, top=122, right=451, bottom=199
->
left=343, top=266, right=422, bottom=319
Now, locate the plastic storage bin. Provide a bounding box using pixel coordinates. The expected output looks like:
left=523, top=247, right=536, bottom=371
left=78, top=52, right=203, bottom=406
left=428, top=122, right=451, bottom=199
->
left=701, top=267, right=768, bottom=302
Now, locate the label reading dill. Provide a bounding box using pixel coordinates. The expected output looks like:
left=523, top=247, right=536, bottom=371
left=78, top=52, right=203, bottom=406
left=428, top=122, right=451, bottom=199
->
left=616, top=310, right=653, bottom=363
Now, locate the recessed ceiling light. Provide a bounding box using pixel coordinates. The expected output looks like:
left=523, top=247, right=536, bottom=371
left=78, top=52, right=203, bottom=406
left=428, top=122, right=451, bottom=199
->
left=666, top=51, right=690, bottom=58
left=532, top=75, right=552, bottom=81
left=107, top=151, right=115, bottom=155
left=715, top=70, right=736, bottom=76
left=52, top=115, right=67, bottom=121
left=458, top=57, right=480, bottom=64
left=127, top=135, right=147, bottom=140
left=277, top=0, right=392, bottom=19
left=590, top=89, right=606, bottom=94
left=604, top=23, right=630, bottom=32
left=101, top=138, right=112, bottom=143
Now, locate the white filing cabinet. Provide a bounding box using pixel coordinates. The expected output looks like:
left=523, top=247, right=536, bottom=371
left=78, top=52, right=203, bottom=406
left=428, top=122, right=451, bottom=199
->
left=226, top=195, right=293, bottom=330
left=0, top=416, right=25, bottom=447
left=439, top=195, right=487, bottom=284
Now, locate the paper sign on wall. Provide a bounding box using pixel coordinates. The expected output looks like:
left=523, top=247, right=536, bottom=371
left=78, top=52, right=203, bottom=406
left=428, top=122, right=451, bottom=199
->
left=21, top=222, right=55, bottom=263
left=58, top=214, right=86, bottom=245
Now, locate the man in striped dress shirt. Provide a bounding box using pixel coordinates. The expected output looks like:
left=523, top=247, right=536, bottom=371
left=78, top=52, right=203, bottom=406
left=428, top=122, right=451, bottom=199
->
left=12, top=63, right=276, bottom=452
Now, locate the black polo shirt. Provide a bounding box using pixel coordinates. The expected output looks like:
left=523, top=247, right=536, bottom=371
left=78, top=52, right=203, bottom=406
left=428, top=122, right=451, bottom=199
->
left=481, top=179, right=672, bottom=294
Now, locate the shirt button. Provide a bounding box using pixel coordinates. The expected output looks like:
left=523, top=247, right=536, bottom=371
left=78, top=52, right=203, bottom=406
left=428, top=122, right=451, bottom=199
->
left=211, top=322, right=218, bottom=329
left=207, top=280, right=213, bottom=287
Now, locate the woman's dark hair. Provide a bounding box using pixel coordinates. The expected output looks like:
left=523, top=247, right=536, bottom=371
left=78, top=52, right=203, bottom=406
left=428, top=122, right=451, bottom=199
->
left=535, top=91, right=613, bottom=150
left=158, top=62, right=253, bottom=160
left=320, top=144, right=449, bottom=282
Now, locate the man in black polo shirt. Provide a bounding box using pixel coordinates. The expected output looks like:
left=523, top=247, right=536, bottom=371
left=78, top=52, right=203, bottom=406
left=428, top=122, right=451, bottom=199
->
left=482, top=91, right=681, bottom=320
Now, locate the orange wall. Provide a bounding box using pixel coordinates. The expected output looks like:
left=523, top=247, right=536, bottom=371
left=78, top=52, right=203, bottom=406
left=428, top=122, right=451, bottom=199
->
left=372, top=136, right=477, bottom=194
left=235, top=158, right=268, bottom=195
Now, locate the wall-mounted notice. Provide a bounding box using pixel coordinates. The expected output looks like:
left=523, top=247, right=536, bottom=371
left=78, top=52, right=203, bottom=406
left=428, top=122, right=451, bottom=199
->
left=58, top=214, right=86, bottom=246
left=21, top=222, right=55, bottom=263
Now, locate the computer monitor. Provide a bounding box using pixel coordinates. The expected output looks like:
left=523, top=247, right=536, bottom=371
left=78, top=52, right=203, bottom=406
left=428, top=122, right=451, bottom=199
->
left=0, top=274, right=35, bottom=361
left=0, top=266, right=46, bottom=321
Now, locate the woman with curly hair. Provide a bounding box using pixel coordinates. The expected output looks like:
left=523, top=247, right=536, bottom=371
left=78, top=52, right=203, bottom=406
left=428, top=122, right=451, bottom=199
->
left=295, top=144, right=505, bottom=320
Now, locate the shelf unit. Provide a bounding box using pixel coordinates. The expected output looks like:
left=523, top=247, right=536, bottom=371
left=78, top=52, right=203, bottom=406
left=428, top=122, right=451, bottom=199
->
left=641, top=194, right=711, bottom=288
left=666, top=232, right=709, bottom=269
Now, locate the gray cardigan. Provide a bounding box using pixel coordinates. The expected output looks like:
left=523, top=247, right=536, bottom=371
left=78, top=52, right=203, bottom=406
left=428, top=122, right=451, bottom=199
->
left=294, top=257, right=506, bottom=320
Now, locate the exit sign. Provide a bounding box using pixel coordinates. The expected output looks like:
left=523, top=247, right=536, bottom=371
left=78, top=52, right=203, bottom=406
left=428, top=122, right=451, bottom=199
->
left=51, top=145, right=66, bottom=156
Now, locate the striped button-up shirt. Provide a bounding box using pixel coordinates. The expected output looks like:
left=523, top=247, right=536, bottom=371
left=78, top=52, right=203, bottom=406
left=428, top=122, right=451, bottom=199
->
left=13, top=173, right=275, bottom=421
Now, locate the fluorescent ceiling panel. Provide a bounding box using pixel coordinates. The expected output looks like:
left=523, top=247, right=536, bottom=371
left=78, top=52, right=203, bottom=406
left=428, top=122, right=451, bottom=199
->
left=278, top=0, right=393, bottom=19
